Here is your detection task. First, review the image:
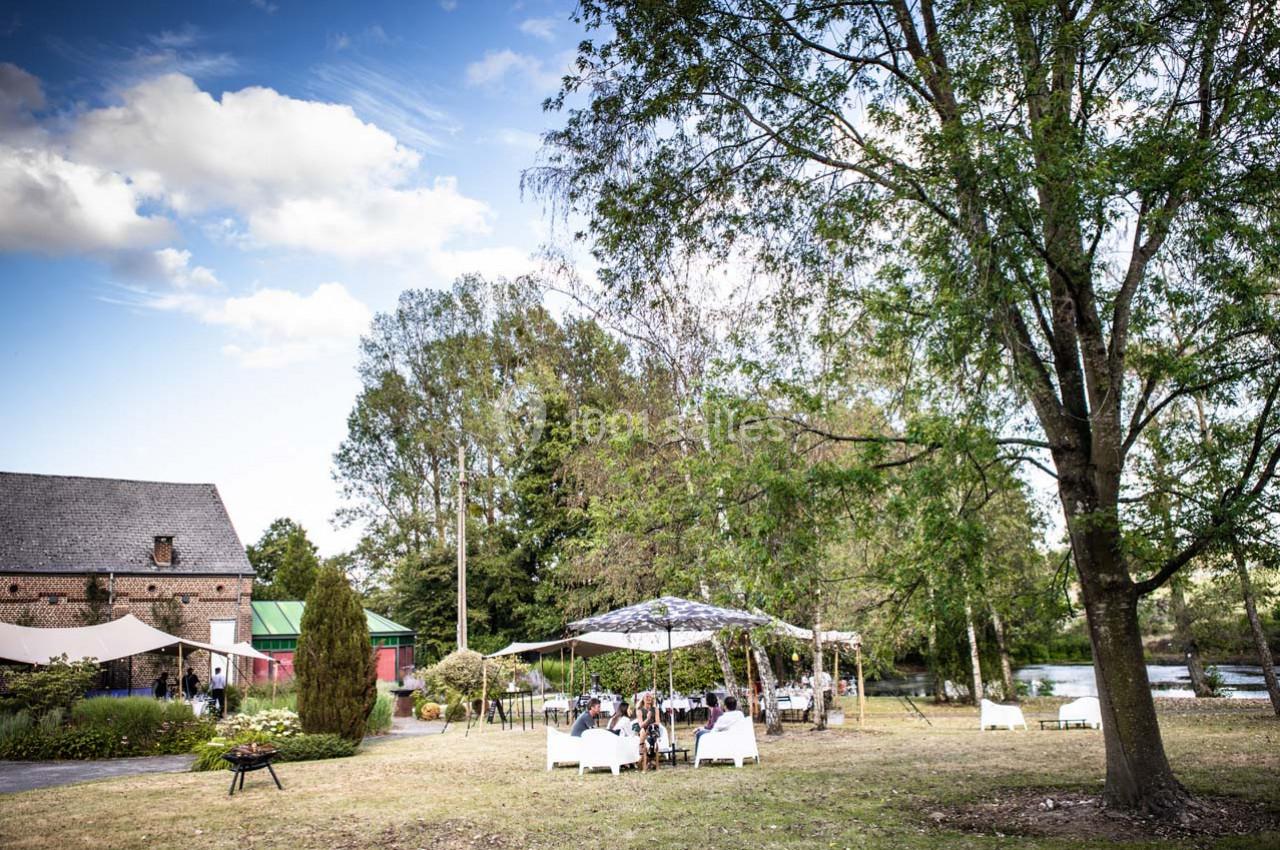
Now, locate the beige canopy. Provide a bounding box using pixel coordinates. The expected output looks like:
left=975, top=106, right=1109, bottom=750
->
left=486, top=629, right=715, bottom=659
left=0, top=614, right=267, bottom=665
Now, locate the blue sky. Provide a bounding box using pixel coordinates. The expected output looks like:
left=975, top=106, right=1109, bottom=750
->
left=0, top=0, right=583, bottom=554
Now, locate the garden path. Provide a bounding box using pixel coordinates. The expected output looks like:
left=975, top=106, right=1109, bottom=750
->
left=0, top=754, right=194, bottom=794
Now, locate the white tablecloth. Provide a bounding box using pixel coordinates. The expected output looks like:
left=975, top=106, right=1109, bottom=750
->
left=661, top=698, right=692, bottom=713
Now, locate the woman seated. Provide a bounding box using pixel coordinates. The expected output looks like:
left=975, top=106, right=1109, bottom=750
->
left=608, top=701, right=632, bottom=735
left=637, top=692, right=662, bottom=771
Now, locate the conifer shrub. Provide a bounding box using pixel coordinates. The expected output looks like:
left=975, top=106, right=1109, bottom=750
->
left=295, top=566, right=377, bottom=741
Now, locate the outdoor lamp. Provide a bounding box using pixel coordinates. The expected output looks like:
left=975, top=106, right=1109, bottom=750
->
left=791, top=651, right=800, bottom=662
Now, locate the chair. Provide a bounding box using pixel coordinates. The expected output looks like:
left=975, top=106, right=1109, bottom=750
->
left=979, top=698, right=1027, bottom=731
left=694, top=717, right=760, bottom=768
left=546, top=727, right=582, bottom=770
left=578, top=729, right=641, bottom=775
left=1058, top=696, right=1102, bottom=729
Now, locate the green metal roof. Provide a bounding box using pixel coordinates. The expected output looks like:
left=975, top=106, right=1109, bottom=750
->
left=251, top=600, right=413, bottom=639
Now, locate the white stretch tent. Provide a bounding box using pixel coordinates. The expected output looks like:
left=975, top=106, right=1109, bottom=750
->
left=0, top=614, right=266, bottom=665
left=486, top=630, right=715, bottom=659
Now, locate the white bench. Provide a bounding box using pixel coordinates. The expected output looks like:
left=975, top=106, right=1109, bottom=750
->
left=578, top=729, right=641, bottom=775
left=979, top=698, right=1027, bottom=731
left=694, top=718, right=760, bottom=767
left=1058, top=696, right=1102, bottom=729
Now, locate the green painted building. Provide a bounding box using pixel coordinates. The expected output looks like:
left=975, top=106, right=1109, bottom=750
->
left=249, top=600, right=415, bottom=682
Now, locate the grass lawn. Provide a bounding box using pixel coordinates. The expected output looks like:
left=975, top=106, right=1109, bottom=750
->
left=1, top=697, right=1276, bottom=850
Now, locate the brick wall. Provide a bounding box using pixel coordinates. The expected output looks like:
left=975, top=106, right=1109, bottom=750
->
left=0, top=572, right=253, bottom=690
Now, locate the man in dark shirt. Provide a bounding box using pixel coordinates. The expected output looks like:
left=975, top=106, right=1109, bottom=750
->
left=570, top=698, right=601, bottom=737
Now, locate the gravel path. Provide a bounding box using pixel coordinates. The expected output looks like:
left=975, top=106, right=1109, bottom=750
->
left=0, top=754, right=195, bottom=794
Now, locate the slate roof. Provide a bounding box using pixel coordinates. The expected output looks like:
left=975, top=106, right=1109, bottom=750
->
left=251, top=600, right=412, bottom=638
left=0, top=472, right=253, bottom=575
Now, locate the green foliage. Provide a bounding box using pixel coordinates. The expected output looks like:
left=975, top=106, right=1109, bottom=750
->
left=296, top=566, right=377, bottom=741
left=275, top=732, right=357, bottom=763
left=241, top=693, right=298, bottom=715
left=79, top=575, right=112, bottom=625
left=71, top=696, right=172, bottom=742
left=425, top=650, right=485, bottom=697
left=224, top=684, right=244, bottom=715
left=0, top=711, right=33, bottom=742
left=1203, top=666, right=1226, bottom=698
left=219, top=709, right=300, bottom=738
left=248, top=518, right=322, bottom=600
left=365, top=692, right=392, bottom=736
left=149, top=597, right=185, bottom=635
left=0, top=656, right=99, bottom=716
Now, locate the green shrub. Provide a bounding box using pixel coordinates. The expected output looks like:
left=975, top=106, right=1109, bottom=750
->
left=296, top=566, right=376, bottom=741
left=426, top=650, right=485, bottom=697
left=0, top=711, right=33, bottom=742
left=71, top=697, right=178, bottom=743
left=1204, top=666, right=1226, bottom=697
left=0, top=726, right=124, bottom=760
left=0, top=656, right=99, bottom=716
left=153, top=719, right=216, bottom=755
left=275, top=733, right=357, bottom=763
left=224, top=684, right=244, bottom=715
left=241, top=693, right=298, bottom=715
left=219, top=709, right=300, bottom=738
left=365, top=692, right=392, bottom=736
left=417, top=702, right=441, bottom=721
left=37, top=708, right=65, bottom=733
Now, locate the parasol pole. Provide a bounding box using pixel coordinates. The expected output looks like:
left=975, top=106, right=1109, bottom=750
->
left=666, top=624, right=675, bottom=747
left=745, top=637, right=755, bottom=720
left=177, top=641, right=183, bottom=701
left=568, top=642, right=576, bottom=696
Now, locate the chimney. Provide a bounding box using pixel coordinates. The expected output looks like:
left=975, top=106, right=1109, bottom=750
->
left=153, top=536, right=174, bottom=567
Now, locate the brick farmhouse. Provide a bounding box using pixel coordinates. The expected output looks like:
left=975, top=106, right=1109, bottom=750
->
left=0, top=472, right=254, bottom=690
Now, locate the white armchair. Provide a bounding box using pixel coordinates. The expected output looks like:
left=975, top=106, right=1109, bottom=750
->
left=546, top=727, right=582, bottom=770
left=979, top=698, right=1027, bottom=731
left=694, top=718, right=760, bottom=768
left=1058, top=696, right=1102, bottom=729
left=578, top=729, right=641, bottom=775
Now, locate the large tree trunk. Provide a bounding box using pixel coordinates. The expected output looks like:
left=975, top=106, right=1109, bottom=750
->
left=750, top=636, right=782, bottom=735
left=811, top=626, right=827, bottom=730
left=963, top=597, right=984, bottom=703
left=1071, top=514, right=1188, bottom=813
left=989, top=605, right=1017, bottom=702
left=1232, top=544, right=1280, bottom=715
left=1168, top=575, right=1212, bottom=698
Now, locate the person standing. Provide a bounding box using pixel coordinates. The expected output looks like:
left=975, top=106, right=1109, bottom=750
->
left=210, top=667, right=227, bottom=717
left=182, top=666, right=199, bottom=700
left=152, top=672, right=169, bottom=700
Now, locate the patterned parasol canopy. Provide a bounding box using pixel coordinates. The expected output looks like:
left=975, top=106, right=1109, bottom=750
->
left=567, top=595, right=768, bottom=634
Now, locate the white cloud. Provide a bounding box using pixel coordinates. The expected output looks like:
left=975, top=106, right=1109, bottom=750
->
left=0, top=63, right=45, bottom=132
left=151, top=247, right=220, bottom=288
left=249, top=177, right=490, bottom=259
left=519, top=18, right=557, bottom=41
left=0, top=145, right=172, bottom=253
left=71, top=74, right=419, bottom=214
left=150, top=282, right=372, bottom=368
left=439, top=0, right=458, bottom=11
left=465, top=49, right=563, bottom=91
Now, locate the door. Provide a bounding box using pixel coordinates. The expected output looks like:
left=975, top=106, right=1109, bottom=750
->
left=209, top=619, right=237, bottom=684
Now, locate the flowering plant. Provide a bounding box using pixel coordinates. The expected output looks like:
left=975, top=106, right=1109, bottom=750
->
left=218, top=708, right=300, bottom=738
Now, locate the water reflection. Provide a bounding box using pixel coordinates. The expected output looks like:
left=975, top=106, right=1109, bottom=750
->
left=863, top=664, right=1268, bottom=699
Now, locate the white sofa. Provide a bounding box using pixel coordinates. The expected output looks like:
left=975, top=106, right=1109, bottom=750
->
left=694, top=717, right=760, bottom=767
left=979, top=698, right=1027, bottom=731
left=578, top=729, right=641, bottom=775
left=546, top=727, right=582, bottom=770
left=1058, top=696, right=1102, bottom=729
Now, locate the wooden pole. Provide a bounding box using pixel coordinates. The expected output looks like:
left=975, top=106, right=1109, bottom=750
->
left=177, top=642, right=183, bottom=701
left=480, top=658, right=488, bottom=733
left=568, top=643, right=576, bottom=695
left=456, top=443, right=468, bottom=651
left=834, top=646, right=840, bottom=693
left=856, top=643, right=865, bottom=728
left=745, top=638, right=755, bottom=720
left=559, top=647, right=564, bottom=693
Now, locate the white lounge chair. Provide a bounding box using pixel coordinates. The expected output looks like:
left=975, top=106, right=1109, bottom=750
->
left=1058, top=696, right=1102, bottom=729
left=979, top=698, right=1027, bottom=731
left=578, top=729, right=641, bottom=775
left=546, top=727, right=582, bottom=770
left=694, top=718, right=760, bottom=767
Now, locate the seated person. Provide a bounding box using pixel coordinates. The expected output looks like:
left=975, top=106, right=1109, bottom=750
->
left=693, top=692, right=723, bottom=754
left=607, top=701, right=632, bottom=735
left=710, top=695, right=744, bottom=731
left=570, top=697, right=601, bottom=737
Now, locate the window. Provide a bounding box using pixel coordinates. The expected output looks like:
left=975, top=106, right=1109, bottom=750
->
left=7, top=584, right=17, bottom=594
left=47, top=594, right=58, bottom=605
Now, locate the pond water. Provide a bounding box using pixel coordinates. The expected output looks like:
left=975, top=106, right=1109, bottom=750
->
left=864, top=663, right=1269, bottom=700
